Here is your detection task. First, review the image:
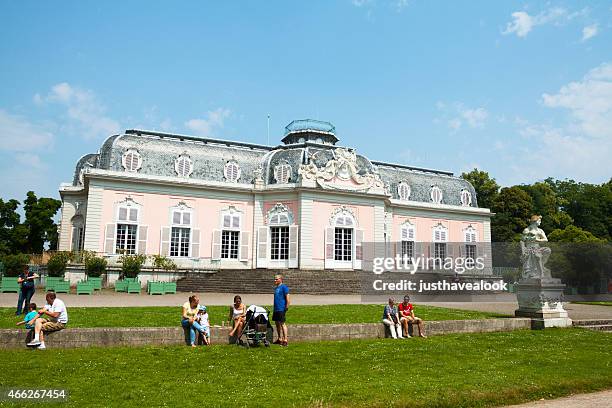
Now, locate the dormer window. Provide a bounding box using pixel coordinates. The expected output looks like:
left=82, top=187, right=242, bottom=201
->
left=430, top=186, right=443, bottom=204
left=397, top=182, right=411, bottom=201
left=224, top=161, right=241, bottom=183
left=175, top=155, right=194, bottom=178
left=460, top=189, right=472, bottom=206
left=122, top=149, right=142, bottom=173
left=274, top=161, right=292, bottom=184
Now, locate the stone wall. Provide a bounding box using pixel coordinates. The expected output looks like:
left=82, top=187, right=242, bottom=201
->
left=0, top=318, right=531, bottom=349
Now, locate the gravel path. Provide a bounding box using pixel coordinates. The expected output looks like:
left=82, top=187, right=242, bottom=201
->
left=501, top=389, right=612, bottom=408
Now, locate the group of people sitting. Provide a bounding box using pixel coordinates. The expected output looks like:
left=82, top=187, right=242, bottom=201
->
left=382, top=295, right=426, bottom=339
left=181, top=294, right=249, bottom=347
left=15, top=291, right=69, bottom=350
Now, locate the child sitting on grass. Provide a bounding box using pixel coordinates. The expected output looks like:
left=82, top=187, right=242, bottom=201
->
left=195, top=305, right=211, bottom=345
left=16, top=303, right=39, bottom=330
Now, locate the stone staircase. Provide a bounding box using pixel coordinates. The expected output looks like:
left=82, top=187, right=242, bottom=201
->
left=572, top=319, right=612, bottom=332
left=176, top=269, right=362, bottom=294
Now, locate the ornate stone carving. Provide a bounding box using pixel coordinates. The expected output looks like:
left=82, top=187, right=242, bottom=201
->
left=298, top=148, right=384, bottom=192
left=266, top=203, right=293, bottom=225
left=329, top=206, right=356, bottom=226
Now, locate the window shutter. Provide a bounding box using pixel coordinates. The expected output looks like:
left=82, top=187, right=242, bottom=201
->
left=191, top=229, right=200, bottom=259
left=408, top=228, right=415, bottom=240
left=324, top=227, right=335, bottom=269
left=129, top=208, right=138, bottom=222
left=288, top=225, right=299, bottom=268
left=240, top=231, right=250, bottom=262
left=137, top=226, right=148, bottom=255
left=104, top=224, right=116, bottom=254
left=256, top=227, right=268, bottom=268
left=353, top=229, right=364, bottom=270
left=211, top=229, right=222, bottom=261
left=160, top=227, right=170, bottom=257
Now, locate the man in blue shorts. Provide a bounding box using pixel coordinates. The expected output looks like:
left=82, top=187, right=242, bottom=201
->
left=272, top=274, right=290, bottom=346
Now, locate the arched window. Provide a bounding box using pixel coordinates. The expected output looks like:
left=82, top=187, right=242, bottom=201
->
left=430, top=185, right=443, bottom=204
left=331, top=209, right=356, bottom=262
left=224, top=161, right=241, bottom=183
left=267, top=204, right=293, bottom=261
left=460, top=189, right=472, bottom=206
left=274, top=161, right=292, bottom=184
left=397, top=182, right=411, bottom=201
left=175, top=155, right=194, bottom=178
left=122, top=149, right=142, bottom=172
left=71, top=215, right=85, bottom=253
left=220, top=207, right=241, bottom=259
left=110, top=198, right=142, bottom=255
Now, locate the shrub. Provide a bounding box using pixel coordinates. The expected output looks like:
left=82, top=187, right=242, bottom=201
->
left=1, top=254, right=31, bottom=277
left=151, top=255, right=177, bottom=271
left=119, top=253, right=147, bottom=279
left=85, top=256, right=107, bottom=278
left=47, top=252, right=73, bottom=277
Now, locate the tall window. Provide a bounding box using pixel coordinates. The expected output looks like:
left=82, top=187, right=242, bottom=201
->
left=116, top=205, right=139, bottom=254
left=432, top=224, right=448, bottom=265
left=268, top=205, right=291, bottom=261
left=335, top=228, right=353, bottom=261
left=221, top=211, right=240, bottom=259
left=400, top=222, right=416, bottom=264
left=72, top=226, right=84, bottom=252
left=170, top=209, right=191, bottom=257
left=465, top=227, right=477, bottom=267
left=270, top=226, right=289, bottom=260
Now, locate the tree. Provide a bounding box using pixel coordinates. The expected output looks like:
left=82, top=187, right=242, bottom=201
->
left=548, top=225, right=604, bottom=243
left=0, top=199, right=27, bottom=255
left=460, top=168, right=500, bottom=209
left=546, top=179, right=612, bottom=241
left=23, top=191, right=62, bottom=253
left=518, top=182, right=573, bottom=234
left=491, top=187, right=533, bottom=242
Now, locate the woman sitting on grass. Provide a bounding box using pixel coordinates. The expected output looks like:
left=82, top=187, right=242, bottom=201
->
left=228, top=295, right=246, bottom=337
left=181, top=295, right=206, bottom=347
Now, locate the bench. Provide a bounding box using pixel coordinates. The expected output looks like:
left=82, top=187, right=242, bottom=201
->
left=0, top=277, right=20, bottom=293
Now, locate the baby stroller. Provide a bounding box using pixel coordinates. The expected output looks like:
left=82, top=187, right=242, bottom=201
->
left=236, top=305, right=273, bottom=348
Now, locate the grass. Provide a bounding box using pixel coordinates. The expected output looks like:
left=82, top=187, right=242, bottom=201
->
left=572, top=301, right=612, bottom=307
left=1, top=329, right=611, bottom=407
left=0, top=304, right=509, bottom=329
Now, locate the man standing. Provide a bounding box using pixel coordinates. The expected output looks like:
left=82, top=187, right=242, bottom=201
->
left=16, top=265, right=38, bottom=315
left=272, top=274, right=290, bottom=347
left=27, top=291, right=68, bottom=350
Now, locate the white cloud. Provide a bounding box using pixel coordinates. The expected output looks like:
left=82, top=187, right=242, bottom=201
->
left=0, top=110, right=54, bottom=152
left=581, top=24, right=598, bottom=41
left=502, top=7, right=578, bottom=38
left=541, top=62, right=612, bottom=138
left=15, top=153, right=46, bottom=170
left=351, top=0, right=373, bottom=7
left=38, top=82, right=121, bottom=139
left=185, top=108, right=231, bottom=137
left=437, top=102, right=488, bottom=130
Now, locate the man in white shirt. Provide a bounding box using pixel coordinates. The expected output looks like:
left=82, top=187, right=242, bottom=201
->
left=27, top=291, right=69, bottom=350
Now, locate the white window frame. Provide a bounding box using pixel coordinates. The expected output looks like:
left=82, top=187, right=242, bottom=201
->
left=220, top=207, right=242, bottom=260
left=432, top=223, right=448, bottom=265
left=121, top=149, right=142, bottom=173
left=175, top=154, right=194, bottom=178
left=332, top=212, right=355, bottom=267
left=397, top=182, right=411, bottom=201
left=115, top=203, right=140, bottom=255
left=430, top=185, right=443, bottom=204
left=224, top=161, right=241, bottom=183
left=400, top=221, right=416, bottom=266
left=460, top=189, right=472, bottom=206
left=464, top=226, right=478, bottom=268
left=169, top=206, right=193, bottom=258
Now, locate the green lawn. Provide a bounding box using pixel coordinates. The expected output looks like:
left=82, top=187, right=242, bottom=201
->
left=1, top=304, right=508, bottom=329
left=1, top=329, right=610, bottom=407
left=572, top=301, right=612, bottom=307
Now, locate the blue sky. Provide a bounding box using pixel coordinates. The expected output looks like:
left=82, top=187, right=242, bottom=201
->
left=1, top=1, right=611, bottom=202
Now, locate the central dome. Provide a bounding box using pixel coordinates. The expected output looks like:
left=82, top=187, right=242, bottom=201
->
left=281, top=119, right=339, bottom=145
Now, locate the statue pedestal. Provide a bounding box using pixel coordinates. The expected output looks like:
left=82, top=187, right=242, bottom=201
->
left=515, top=279, right=572, bottom=329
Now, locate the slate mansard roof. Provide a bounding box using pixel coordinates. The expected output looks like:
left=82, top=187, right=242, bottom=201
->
left=71, top=123, right=479, bottom=208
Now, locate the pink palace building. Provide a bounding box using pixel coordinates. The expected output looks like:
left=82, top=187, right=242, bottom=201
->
left=58, top=120, right=492, bottom=274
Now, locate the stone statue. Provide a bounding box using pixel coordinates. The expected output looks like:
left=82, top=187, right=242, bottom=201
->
left=520, top=215, right=552, bottom=280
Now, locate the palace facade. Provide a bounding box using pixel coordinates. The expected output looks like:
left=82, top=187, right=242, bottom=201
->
left=58, top=119, right=492, bottom=273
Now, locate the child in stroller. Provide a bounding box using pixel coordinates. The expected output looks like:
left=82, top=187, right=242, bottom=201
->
left=235, top=305, right=273, bottom=348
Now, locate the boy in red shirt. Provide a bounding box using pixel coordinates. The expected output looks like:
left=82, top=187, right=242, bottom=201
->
left=398, top=295, right=427, bottom=338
